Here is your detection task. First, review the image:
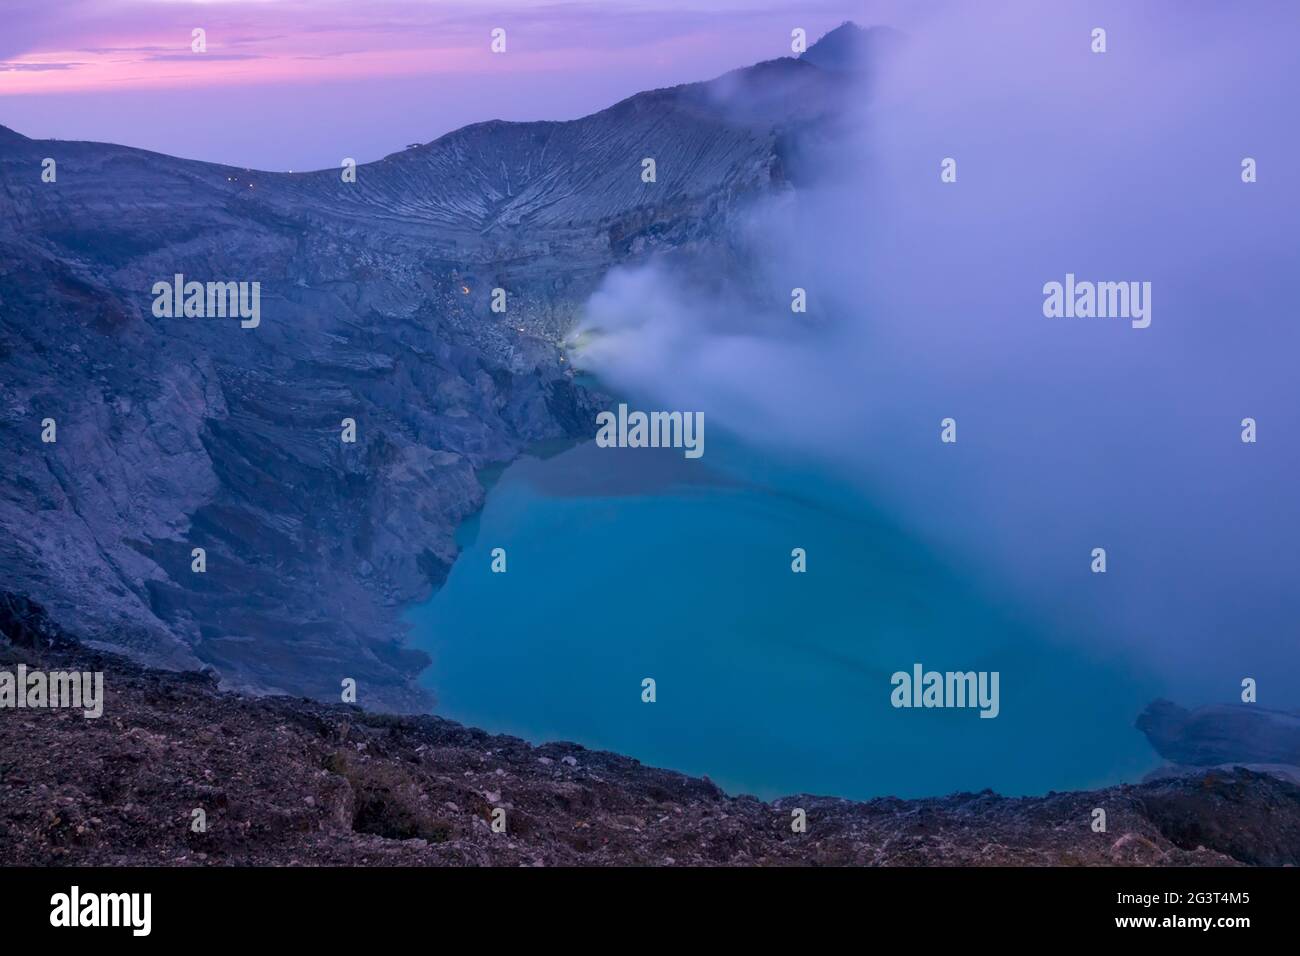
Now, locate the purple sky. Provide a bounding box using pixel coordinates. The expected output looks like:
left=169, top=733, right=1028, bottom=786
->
left=0, top=0, right=866, bottom=170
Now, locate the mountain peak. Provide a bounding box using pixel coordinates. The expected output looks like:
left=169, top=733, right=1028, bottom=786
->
left=801, top=21, right=903, bottom=73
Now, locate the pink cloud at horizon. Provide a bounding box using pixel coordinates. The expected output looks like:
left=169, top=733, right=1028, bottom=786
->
left=0, top=0, right=865, bottom=169
left=0, top=0, right=860, bottom=94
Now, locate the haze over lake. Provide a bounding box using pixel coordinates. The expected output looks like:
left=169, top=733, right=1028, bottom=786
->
left=409, top=423, right=1163, bottom=800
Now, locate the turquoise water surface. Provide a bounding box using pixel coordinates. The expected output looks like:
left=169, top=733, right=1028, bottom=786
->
left=407, top=427, right=1161, bottom=800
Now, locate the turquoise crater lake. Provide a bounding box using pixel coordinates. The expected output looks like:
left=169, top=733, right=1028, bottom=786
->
left=407, top=426, right=1161, bottom=800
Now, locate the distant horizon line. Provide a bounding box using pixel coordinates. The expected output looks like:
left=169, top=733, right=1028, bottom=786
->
left=0, top=25, right=855, bottom=173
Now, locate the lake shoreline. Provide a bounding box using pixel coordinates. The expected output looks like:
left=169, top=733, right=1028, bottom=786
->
left=3, top=612, right=1292, bottom=866
left=407, top=407, right=1164, bottom=802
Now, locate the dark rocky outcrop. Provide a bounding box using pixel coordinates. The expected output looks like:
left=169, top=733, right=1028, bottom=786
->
left=1138, top=699, right=1300, bottom=767
left=1137, top=699, right=1300, bottom=797
left=4, top=620, right=1299, bottom=866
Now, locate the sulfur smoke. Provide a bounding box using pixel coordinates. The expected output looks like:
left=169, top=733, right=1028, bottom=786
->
left=572, top=1, right=1300, bottom=702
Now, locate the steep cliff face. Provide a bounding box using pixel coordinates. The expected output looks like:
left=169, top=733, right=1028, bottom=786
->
left=0, top=34, right=863, bottom=709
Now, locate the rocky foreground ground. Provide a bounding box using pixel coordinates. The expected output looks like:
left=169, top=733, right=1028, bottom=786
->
left=4, top=603, right=1299, bottom=867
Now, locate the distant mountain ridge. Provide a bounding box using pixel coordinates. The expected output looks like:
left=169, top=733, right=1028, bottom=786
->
left=0, top=25, right=873, bottom=707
